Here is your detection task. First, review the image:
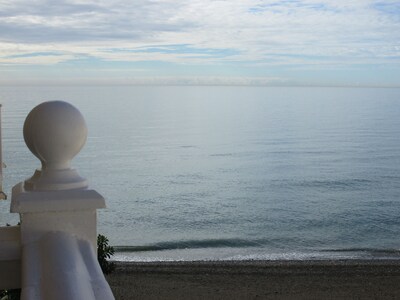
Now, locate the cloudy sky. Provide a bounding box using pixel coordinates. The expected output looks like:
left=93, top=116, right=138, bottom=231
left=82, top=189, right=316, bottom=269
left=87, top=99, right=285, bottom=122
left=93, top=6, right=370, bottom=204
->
left=0, top=0, right=399, bottom=86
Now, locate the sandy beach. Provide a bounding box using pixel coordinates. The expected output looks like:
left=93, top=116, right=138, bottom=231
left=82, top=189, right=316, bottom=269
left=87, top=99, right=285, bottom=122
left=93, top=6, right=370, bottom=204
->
left=106, top=260, right=400, bottom=299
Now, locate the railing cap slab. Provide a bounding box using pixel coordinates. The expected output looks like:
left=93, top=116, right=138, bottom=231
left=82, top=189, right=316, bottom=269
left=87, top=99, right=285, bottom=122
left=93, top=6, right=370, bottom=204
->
left=11, top=182, right=105, bottom=213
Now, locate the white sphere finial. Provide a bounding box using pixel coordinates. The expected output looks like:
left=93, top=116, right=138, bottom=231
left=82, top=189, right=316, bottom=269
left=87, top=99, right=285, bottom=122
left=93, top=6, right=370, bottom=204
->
left=24, top=101, right=87, bottom=170
left=23, top=101, right=88, bottom=190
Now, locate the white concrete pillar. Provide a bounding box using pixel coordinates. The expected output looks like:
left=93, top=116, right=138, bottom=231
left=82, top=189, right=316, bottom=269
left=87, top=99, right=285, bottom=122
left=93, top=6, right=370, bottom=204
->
left=0, top=104, right=7, bottom=199
left=11, top=101, right=114, bottom=300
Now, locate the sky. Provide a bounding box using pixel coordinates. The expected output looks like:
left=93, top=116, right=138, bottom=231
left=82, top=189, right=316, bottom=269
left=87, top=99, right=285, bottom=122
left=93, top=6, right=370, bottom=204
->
left=0, top=0, right=399, bottom=86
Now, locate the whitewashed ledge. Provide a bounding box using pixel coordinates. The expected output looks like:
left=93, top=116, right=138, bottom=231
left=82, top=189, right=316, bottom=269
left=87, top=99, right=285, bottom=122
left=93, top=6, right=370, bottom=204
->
left=0, top=226, right=21, bottom=289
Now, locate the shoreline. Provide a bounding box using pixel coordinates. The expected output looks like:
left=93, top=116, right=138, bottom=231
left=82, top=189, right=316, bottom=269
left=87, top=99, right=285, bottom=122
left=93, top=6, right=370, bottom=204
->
left=106, top=259, right=400, bottom=299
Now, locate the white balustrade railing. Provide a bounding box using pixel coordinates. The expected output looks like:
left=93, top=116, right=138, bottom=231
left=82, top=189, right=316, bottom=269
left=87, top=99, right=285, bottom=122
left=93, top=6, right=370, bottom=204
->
left=0, top=101, right=114, bottom=300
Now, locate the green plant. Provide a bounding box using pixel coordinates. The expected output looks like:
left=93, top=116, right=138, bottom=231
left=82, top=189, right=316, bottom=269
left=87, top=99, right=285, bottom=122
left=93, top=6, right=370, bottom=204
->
left=97, top=234, right=115, bottom=274
left=0, top=289, right=20, bottom=300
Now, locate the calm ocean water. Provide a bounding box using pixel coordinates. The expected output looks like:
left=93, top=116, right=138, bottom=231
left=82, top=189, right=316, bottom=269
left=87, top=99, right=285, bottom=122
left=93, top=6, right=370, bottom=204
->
left=0, top=86, right=400, bottom=261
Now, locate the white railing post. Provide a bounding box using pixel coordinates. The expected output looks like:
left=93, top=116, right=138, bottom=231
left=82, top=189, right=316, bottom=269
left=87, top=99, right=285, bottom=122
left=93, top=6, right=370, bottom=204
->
left=0, top=104, right=20, bottom=290
left=10, top=101, right=114, bottom=300
left=0, top=103, right=7, bottom=199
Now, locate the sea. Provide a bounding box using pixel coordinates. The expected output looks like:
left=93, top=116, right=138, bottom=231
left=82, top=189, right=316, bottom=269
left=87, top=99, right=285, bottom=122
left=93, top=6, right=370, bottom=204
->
left=0, top=86, right=400, bottom=262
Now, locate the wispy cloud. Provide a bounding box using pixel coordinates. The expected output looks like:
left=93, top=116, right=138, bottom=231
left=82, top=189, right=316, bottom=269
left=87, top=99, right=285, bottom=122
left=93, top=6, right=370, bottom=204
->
left=0, top=0, right=399, bottom=85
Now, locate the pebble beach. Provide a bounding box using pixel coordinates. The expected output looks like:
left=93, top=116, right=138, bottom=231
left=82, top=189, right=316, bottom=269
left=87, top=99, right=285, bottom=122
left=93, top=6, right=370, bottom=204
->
left=106, top=260, right=400, bottom=299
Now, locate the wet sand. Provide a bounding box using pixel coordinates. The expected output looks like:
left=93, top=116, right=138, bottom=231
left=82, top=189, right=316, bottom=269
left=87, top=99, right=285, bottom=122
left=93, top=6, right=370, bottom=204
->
left=106, top=260, right=400, bottom=299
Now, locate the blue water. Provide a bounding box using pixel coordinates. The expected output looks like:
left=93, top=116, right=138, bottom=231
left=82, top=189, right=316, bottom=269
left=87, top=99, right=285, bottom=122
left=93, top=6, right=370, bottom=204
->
left=0, top=86, right=400, bottom=261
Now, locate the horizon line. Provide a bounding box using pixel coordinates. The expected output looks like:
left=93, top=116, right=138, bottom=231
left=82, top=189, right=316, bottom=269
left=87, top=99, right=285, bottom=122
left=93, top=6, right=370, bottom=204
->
left=1, top=83, right=399, bottom=88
